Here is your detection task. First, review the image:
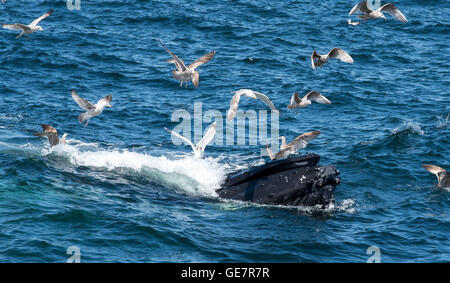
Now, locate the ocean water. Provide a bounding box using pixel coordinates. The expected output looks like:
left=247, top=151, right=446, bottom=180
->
left=0, top=0, right=448, bottom=263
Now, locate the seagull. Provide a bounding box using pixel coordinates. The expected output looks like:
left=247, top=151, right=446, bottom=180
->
left=311, top=48, right=354, bottom=69
left=157, top=39, right=215, bottom=88
left=422, top=164, right=450, bottom=188
left=266, top=131, right=321, bottom=160
left=2, top=9, right=54, bottom=39
left=349, top=1, right=407, bottom=23
left=34, top=124, right=67, bottom=146
left=165, top=122, right=216, bottom=159
left=347, top=19, right=361, bottom=26
left=227, top=89, right=279, bottom=121
left=71, top=89, right=112, bottom=127
left=287, top=91, right=331, bottom=109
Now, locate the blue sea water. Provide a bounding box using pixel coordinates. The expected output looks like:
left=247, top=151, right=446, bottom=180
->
left=0, top=0, right=449, bottom=263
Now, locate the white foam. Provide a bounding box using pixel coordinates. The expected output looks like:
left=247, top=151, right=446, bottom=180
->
left=42, top=141, right=225, bottom=197
left=390, top=121, right=425, bottom=135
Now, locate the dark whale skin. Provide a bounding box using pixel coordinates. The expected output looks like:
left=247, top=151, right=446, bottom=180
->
left=216, top=154, right=341, bottom=208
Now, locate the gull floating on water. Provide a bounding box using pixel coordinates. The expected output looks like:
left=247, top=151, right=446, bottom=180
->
left=347, top=19, right=361, bottom=26
left=34, top=124, right=67, bottom=146
left=2, top=9, right=54, bottom=39
left=227, top=89, right=279, bottom=121
left=157, top=39, right=215, bottom=88
left=311, top=48, right=354, bottom=69
left=422, top=164, right=450, bottom=188
left=165, top=122, right=216, bottom=159
left=266, top=131, right=321, bottom=160
left=349, top=1, right=407, bottom=23
left=71, top=89, right=112, bottom=127
left=287, top=91, right=331, bottom=109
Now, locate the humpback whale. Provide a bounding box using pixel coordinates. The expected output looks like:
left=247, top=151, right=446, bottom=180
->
left=217, top=154, right=340, bottom=208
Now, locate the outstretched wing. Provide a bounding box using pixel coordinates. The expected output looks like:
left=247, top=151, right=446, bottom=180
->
left=227, top=92, right=241, bottom=121
left=266, top=144, right=275, bottom=160
left=275, top=131, right=321, bottom=159
left=305, top=91, right=331, bottom=104
left=349, top=1, right=372, bottom=15
left=71, top=89, right=95, bottom=110
left=196, top=122, right=216, bottom=153
left=422, top=164, right=445, bottom=175
left=252, top=91, right=279, bottom=112
left=2, top=23, right=29, bottom=31
left=380, top=3, right=407, bottom=23
left=29, top=9, right=54, bottom=27
left=188, top=51, right=215, bottom=70
left=328, top=48, right=354, bottom=64
left=41, top=124, right=58, bottom=134
left=157, top=39, right=187, bottom=71
left=289, top=92, right=302, bottom=106
left=164, top=127, right=196, bottom=153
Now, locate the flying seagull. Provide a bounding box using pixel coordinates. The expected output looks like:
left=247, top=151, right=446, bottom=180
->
left=227, top=89, right=279, bottom=121
left=165, top=122, right=216, bottom=159
left=2, top=9, right=54, bottom=39
left=422, top=164, right=450, bottom=188
left=266, top=131, right=321, bottom=160
left=34, top=124, right=67, bottom=146
left=157, top=39, right=215, bottom=88
left=349, top=1, right=407, bottom=23
left=311, top=48, right=354, bottom=69
left=71, top=89, right=112, bottom=127
left=287, top=91, right=331, bottom=109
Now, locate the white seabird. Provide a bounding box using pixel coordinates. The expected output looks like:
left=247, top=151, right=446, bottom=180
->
left=34, top=124, right=67, bottom=146
left=349, top=1, right=407, bottom=23
left=311, top=48, right=354, bottom=69
left=287, top=91, right=331, bottom=109
left=71, top=89, right=112, bottom=127
left=157, top=39, right=215, bottom=88
left=2, top=9, right=54, bottom=39
left=266, top=131, right=321, bottom=160
left=227, top=89, right=279, bottom=121
left=165, top=122, right=216, bottom=159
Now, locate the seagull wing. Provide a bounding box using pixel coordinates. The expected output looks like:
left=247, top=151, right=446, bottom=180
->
left=287, top=130, right=321, bottom=151
left=71, top=89, right=96, bottom=110
left=157, top=39, right=187, bottom=71
left=274, top=131, right=320, bottom=159
left=422, top=164, right=446, bottom=184
left=266, top=144, right=276, bottom=160
left=349, top=0, right=371, bottom=15
left=227, top=92, right=241, bottom=121
left=188, top=51, right=215, bottom=70
left=305, top=91, right=331, bottom=104
left=290, top=92, right=302, bottom=106
left=29, top=9, right=54, bottom=27
left=328, top=48, right=354, bottom=64
left=164, top=127, right=196, bottom=153
left=252, top=91, right=279, bottom=112
left=380, top=3, right=407, bottom=23
left=34, top=124, right=59, bottom=146
left=195, top=122, right=216, bottom=154
left=2, top=23, right=29, bottom=31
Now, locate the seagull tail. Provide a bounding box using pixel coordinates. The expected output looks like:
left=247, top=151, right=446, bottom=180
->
left=78, top=112, right=88, bottom=123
